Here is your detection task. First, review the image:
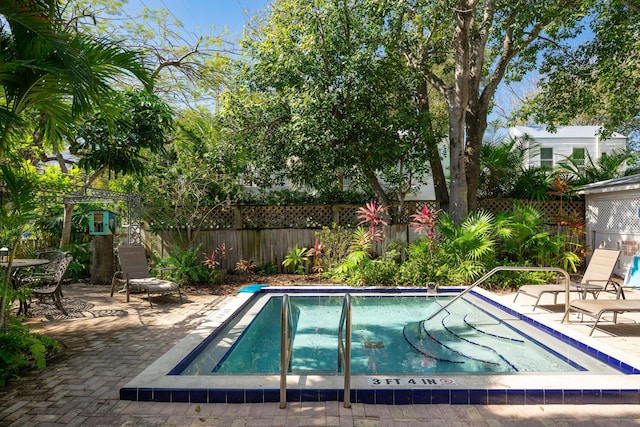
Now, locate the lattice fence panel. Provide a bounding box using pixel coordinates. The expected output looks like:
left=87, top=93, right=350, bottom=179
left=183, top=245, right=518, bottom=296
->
left=588, top=198, right=640, bottom=232
left=337, top=205, right=360, bottom=227
left=241, top=205, right=334, bottom=229
left=479, top=199, right=584, bottom=222
left=200, top=205, right=236, bottom=229
left=393, top=201, right=441, bottom=223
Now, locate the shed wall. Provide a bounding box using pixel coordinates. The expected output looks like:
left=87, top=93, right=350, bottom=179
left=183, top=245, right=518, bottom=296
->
left=585, top=189, right=640, bottom=276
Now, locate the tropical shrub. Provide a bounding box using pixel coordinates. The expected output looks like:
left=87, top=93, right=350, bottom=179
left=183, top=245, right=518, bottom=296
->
left=62, top=242, right=92, bottom=281
left=282, top=245, right=309, bottom=274
left=435, top=211, right=497, bottom=283
left=0, top=319, right=60, bottom=387
left=342, top=253, right=400, bottom=286
left=314, top=224, right=355, bottom=272
left=256, top=262, right=278, bottom=275
left=162, top=245, right=213, bottom=285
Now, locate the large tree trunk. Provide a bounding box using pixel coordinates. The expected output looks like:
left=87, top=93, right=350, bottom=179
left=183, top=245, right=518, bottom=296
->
left=91, top=234, right=114, bottom=284
left=362, top=167, right=391, bottom=209
left=447, top=95, right=468, bottom=224
left=416, top=79, right=449, bottom=209
left=446, top=1, right=474, bottom=224
left=60, top=203, right=74, bottom=247
left=465, top=105, right=488, bottom=213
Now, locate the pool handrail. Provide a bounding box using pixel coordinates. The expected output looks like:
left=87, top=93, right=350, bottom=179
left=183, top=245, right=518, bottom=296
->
left=337, top=293, right=352, bottom=408
left=425, top=266, right=572, bottom=322
left=279, top=294, right=295, bottom=409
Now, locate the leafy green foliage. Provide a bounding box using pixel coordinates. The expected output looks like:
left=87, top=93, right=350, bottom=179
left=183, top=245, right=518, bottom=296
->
left=219, top=0, right=438, bottom=204
left=0, top=319, right=60, bottom=387
left=0, top=165, right=40, bottom=328
left=0, top=1, right=150, bottom=156
left=62, top=242, right=92, bottom=282
left=314, top=225, right=352, bottom=273
left=282, top=245, right=309, bottom=274
left=328, top=203, right=585, bottom=289
left=256, top=262, right=278, bottom=275
left=161, top=245, right=213, bottom=285
left=341, top=254, right=400, bottom=286
left=72, top=90, right=174, bottom=175
left=522, top=2, right=639, bottom=138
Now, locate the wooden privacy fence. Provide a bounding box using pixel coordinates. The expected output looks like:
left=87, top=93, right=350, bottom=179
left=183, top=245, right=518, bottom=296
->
left=144, top=199, right=585, bottom=273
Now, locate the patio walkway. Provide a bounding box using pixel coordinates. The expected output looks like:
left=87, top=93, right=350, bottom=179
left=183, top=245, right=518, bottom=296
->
left=2, top=283, right=640, bottom=426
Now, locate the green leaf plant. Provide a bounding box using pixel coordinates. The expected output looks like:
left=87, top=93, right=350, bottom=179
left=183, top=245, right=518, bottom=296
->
left=282, top=245, right=309, bottom=275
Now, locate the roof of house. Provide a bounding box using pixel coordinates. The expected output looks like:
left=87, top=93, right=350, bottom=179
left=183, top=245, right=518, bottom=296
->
left=509, top=125, right=626, bottom=140
left=579, top=174, right=640, bottom=194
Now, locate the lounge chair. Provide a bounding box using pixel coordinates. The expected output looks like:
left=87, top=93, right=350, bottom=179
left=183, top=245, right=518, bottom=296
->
left=568, top=299, right=640, bottom=336
left=513, top=248, right=620, bottom=310
left=110, top=245, right=183, bottom=307
left=19, top=254, right=73, bottom=316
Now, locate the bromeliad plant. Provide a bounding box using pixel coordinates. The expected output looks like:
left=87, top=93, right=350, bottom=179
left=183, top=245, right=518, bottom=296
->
left=410, top=205, right=440, bottom=238
left=203, top=243, right=229, bottom=270
left=356, top=201, right=388, bottom=243
left=306, top=239, right=325, bottom=273
left=334, top=201, right=390, bottom=276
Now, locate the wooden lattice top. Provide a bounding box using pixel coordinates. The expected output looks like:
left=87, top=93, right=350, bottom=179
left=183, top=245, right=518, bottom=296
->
left=169, top=199, right=584, bottom=230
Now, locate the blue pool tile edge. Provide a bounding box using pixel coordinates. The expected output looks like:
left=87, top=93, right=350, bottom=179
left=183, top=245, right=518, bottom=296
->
left=469, top=290, right=640, bottom=375
left=121, top=286, right=640, bottom=405
left=119, top=387, right=640, bottom=405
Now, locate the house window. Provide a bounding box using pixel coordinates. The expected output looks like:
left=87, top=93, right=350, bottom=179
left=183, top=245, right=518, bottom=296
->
left=572, top=148, right=585, bottom=171
left=540, top=147, right=553, bottom=168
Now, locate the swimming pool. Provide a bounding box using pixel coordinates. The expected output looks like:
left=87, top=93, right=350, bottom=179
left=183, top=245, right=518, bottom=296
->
left=121, top=286, right=640, bottom=405
left=178, top=294, right=588, bottom=375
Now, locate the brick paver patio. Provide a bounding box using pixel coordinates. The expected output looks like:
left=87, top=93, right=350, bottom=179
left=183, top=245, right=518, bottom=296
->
left=2, top=283, right=640, bottom=426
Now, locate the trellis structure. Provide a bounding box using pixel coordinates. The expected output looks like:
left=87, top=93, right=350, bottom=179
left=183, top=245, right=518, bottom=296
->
left=62, top=188, right=142, bottom=245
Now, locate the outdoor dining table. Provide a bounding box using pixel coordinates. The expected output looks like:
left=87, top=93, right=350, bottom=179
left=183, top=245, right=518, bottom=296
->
left=1, top=258, right=51, bottom=270
left=1, top=258, right=51, bottom=315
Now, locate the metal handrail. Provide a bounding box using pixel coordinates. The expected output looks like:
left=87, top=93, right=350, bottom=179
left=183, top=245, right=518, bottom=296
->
left=337, top=293, right=352, bottom=408
left=279, top=294, right=294, bottom=409
left=425, top=266, right=571, bottom=322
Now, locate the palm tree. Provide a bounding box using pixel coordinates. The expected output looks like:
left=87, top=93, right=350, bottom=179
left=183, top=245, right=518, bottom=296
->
left=0, top=0, right=150, bottom=155
left=0, top=166, right=39, bottom=329
left=1, top=1, right=160, bottom=248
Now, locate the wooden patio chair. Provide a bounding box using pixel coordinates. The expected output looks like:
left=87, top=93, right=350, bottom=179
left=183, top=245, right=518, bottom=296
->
left=110, top=245, right=183, bottom=307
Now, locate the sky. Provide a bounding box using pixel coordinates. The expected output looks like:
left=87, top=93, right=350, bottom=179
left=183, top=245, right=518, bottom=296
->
left=124, top=0, right=272, bottom=42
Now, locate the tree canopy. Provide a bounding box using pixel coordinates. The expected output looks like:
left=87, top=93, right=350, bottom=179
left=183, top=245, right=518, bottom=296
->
left=521, top=1, right=639, bottom=141
left=219, top=0, right=442, bottom=208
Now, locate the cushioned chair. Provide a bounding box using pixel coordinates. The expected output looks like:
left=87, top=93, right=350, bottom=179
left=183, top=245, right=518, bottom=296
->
left=110, top=245, right=183, bottom=307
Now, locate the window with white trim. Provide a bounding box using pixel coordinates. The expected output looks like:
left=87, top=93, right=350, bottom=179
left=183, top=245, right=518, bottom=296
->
left=540, top=147, right=553, bottom=168
left=572, top=148, right=585, bottom=171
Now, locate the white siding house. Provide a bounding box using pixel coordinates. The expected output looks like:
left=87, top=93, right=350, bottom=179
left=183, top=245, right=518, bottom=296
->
left=580, top=174, right=640, bottom=277
left=508, top=126, right=627, bottom=170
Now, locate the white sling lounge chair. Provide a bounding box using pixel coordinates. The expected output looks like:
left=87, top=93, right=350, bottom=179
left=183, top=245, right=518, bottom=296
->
left=568, top=299, right=640, bottom=336
left=513, top=248, right=620, bottom=310
left=568, top=255, right=640, bottom=336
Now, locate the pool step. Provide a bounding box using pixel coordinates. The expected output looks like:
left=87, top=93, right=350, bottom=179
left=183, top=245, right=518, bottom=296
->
left=402, top=321, right=465, bottom=364
left=415, top=309, right=516, bottom=370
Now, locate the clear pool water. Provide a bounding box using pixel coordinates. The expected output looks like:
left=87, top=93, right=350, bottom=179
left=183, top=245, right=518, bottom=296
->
left=179, top=294, right=583, bottom=375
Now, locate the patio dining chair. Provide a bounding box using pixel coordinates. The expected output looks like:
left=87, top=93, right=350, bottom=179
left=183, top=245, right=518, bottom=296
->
left=19, top=254, right=73, bottom=316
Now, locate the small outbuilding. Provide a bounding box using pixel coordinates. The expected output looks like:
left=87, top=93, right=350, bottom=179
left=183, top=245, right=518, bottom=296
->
left=580, top=174, right=640, bottom=276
